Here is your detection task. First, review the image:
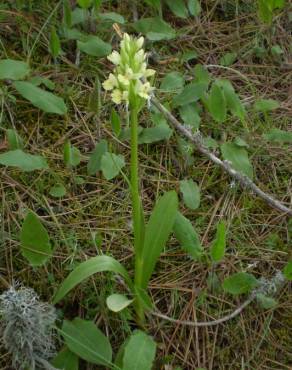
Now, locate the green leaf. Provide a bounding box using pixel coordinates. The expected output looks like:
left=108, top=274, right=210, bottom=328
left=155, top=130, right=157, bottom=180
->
left=87, top=140, right=108, bottom=175
left=138, top=125, right=172, bottom=144
left=133, top=17, right=175, bottom=41
left=77, top=36, right=112, bottom=57
left=122, top=330, right=157, bottom=370
left=256, top=293, right=277, bottom=309
left=49, top=27, right=61, bottom=58
left=223, top=272, right=258, bottom=295
left=77, top=0, right=92, bottom=8
left=141, top=191, right=178, bottom=288
left=144, top=0, right=161, bottom=10
left=6, top=129, right=23, bottom=150
left=181, top=50, right=198, bottom=62
left=99, top=12, right=125, bottom=24
left=263, top=128, right=292, bottom=143
left=63, top=0, right=72, bottom=28
left=254, top=98, right=279, bottom=112
left=160, top=72, right=184, bottom=92
left=106, top=294, right=133, bottom=312
left=188, top=0, right=201, bottom=16
left=210, top=221, right=226, bottom=262
left=100, top=152, right=125, bottom=180
left=173, top=211, right=202, bottom=260
left=283, top=261, right=292, bottom=280
left=111, top=109, right=121, bottom=137
left=13, top=81, right=67, bottom=115
left=220, top=52, right=237, bottom=66
left=217, top=79, right=246, bottom=121
left=221, top=142, right=253, bottom=179
left=52, top=346, right=79, bottom=370
left=53, top=255, right=132, bottom=304
left=180, top=179, right=200, bottom=210
left=0, top=149, right=48, bottom=171
left=207, top=83, right=226, bottom=123
left=194, top=64, right=211, bottom=84
left=20, top=211, right=52, bottom=266
left=173, top=82, right=208, bottom=107
left=64, top=141, right=81, bottom=167
left=0, top=59, right=30, bottom=80
left=165, top=0, right=188, bottom=18
left=271, top=44, right=284, bottom=57
left=49, top=184, right=66, bottom=198
left=29, top=76, right=55, bottom=90
left=179, top=103, right=201, bottom=129
left=71, top=8, right=88, bottom=25
left=61, top=318, right=112, bottom=366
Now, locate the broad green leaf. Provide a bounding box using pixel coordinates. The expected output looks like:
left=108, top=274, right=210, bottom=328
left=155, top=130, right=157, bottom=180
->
left=61, top=318, right=112, bottom=366
left=144, top=0, right=161, bottom=11
left=210, top=221, right=226, bottom=262
left=271, top=44, right=284, bottom=57
left=77, top=0, right=92, bottom=8
left=194, top=64, right=211, bottom=84
left=181, top=50, right=198, bottom=62
left=71, top=8, right=88, bottom=25
left=173, top=211, right=202, bottom=260
left=29, top=76, right=55, bottom=90
left=141, top=191, right=178, bottom=288
left=63, top=0, right=72, bottom=28
left=254, top=98, right=279, bottom=112
left=203, top=136, right=218, bottom=149
left=234, top=137, right=248, bottom=147
left=138, top=125, right=172, bottom=144
left=263, top=128, right=292, bottom=143
left=221, top=142, right=253, bottom=179
left=256, top=293, right=277, bottom=309
left=53, top=255, right=132, bottom=304
left=122, top=330, right=157, bottom=370
left=99, top=12, right=125, bottom=24
left=106, top=294, right=133, bottom=312
left=20, top=211, right=52, bottom=266
left=179, top=103, right=201, bottom=129
left=207, top=83, right=226, bottom=123
left=49, top=27, right=61, bottom=58
left=220, top=52, right=237, bottom=66
left=133, top=17, right=175, bottom=41
left=87, top=140, right=108, bottom=175
left=64, top=141, right=81, bottom=167
left=111, top=109, right=121, bottom=137
left=188, top=0, right=201, bottom=16
left=52, top=346, right=79, bottom=370
left=0, top=149, right=48, bottom=171
left=217, top=79, right=246, bottom=120
left=49, top=184, right=66, bottom=198
left=13, top=81, right=67, bottom=115
left=258, top=0, right=273, bottom=24
left=283, top=261, right=292, bottom=280
left=6, top=129, right=23, bottom=150
left=160, top=72, right=184, bottom=92
left=77, top=36, right=112, bottom=57
left=223, top=272, right=258, bottom=295
left=173, top=82, right=208, bottom=107
left=100, top=152, right=125, bottom=180
left=180, top=179, right=200, bottom=210
left=0, top=59, right=30, bottom=80
left=165, top=0, right=188, bottom=18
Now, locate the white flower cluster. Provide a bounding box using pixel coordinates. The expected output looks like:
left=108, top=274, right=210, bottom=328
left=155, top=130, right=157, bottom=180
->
left=103, top=33, right=155, bottom=105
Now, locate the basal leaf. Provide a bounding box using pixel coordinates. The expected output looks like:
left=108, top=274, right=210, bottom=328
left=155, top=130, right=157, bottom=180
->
left=99, top=12, right=125, bottom=24
left=20, top=211, right=52, bottom=266
left=138, top=125, right=172, bottom=144
left=61, top=318, right=112, bottom=366
left=100, top=152, right=125, bottom=180
left=220, top=52, right=237, bottom=66
left=207, top=82, right=226, bottom=123
left=13, top=81, right=67, bottom=115
left=210, top=221, right=226, bottom=262
left=223, top=272, right=258, bottom=295
left=221, top=142, right=253, bottom=179
left=77, top=36, right=112, bottom=57
left=165, top=0, right=188, bottom=18
left=141, top=191, right=178, bottom=288
left=160, top=71, right=184, bottom=92
left=87, top=140, right=108, bottom=175
left=173, top=211, right=202, bottom=260
left=283, top=261, right=292, bottom=280
left=111, top=109, right=121, bottom=137
left=0, top=149, right=48, bottom=171
left=188, top=0, right=201, bottom=16
left=122, top=330, right=157, bottom=370
left=217, top=79, right=246, bottom=120
left=53, top=255, right=132, bottom=304
left=263, top=128, right=292, bottom=143
left=173, top=82, right=208, bottom=107
left=179, top=103, right=201, bottom=129
left=49, top=184, right=66, bottom=198
left=52, top=346, right=79, bottom=370
left=254, top=98, right=279, bottom=112
left=0, top=59, right=30, bottom=80
left=6, top=129, right=23, bottom=150
left=64, top=141, right=81, bottom=167
left=180, top=179, right=200, bottom=210
left=106, top=294, right=133, bottom=312
left=133, top=17, right=175, bottom=41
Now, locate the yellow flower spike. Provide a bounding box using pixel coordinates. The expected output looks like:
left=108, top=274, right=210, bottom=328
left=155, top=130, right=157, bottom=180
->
left=111, top=89, right=122, bottom=104
left=102, top=73, right=118, bottom=91
left=107, top=50, right=121, bottom=65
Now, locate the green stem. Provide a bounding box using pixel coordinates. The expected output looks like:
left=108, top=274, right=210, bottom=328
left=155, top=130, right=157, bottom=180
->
left=130, top=104, right=145, bottom=324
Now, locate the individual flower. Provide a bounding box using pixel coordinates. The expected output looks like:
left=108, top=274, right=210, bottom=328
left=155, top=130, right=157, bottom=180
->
left=102, top=33, right=156, bottom=106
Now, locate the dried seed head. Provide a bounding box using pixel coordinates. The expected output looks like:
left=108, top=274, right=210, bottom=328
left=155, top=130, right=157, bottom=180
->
left=0, top=286, right=56, bottom=370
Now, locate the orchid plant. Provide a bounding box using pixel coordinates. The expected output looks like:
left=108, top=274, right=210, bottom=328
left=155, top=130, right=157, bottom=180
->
left=53, top=34, right=178, bottom=324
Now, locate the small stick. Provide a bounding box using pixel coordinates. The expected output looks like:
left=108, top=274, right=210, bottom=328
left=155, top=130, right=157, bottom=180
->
left=151, top=96, right=292, bottom=217
left=149, top=296, right=254, bottom=327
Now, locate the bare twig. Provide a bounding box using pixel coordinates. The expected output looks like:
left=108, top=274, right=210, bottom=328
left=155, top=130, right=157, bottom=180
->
left=151, top=96, right=292, bottom=216
left=149, top=296, right=254, bottom=327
